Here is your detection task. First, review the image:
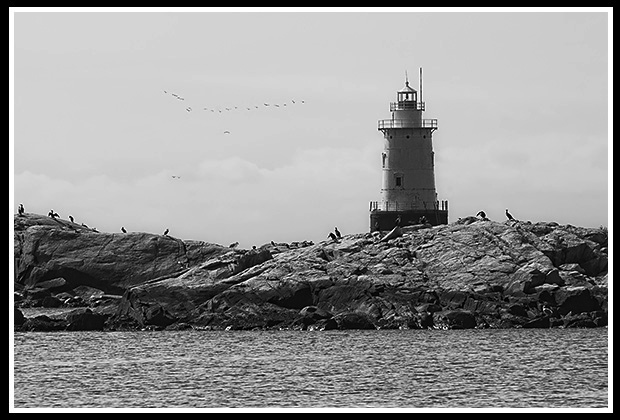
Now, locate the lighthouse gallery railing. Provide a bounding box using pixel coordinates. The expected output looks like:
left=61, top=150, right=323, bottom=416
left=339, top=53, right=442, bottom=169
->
left=369, top=200, right=448, bottom=212
left=390, top=101, right=425, bottom=111
left=378, top=119, right=438, bottom=130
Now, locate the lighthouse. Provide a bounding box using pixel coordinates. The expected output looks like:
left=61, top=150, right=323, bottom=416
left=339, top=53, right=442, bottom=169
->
left=370, top=69, right=448, bottom=231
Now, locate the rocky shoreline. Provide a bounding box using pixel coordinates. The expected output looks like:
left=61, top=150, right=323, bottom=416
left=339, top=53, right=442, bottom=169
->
left=13, top=213, right=608, bottom=332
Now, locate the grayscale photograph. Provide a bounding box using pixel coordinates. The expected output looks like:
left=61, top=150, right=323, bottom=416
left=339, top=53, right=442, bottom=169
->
left=10, top=7, right=610, bottom=412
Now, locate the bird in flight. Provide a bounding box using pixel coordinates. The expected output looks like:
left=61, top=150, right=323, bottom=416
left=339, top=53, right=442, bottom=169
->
left=171, top=175, right=181, bottom=179
left=223, top=131, right=231, bottom=134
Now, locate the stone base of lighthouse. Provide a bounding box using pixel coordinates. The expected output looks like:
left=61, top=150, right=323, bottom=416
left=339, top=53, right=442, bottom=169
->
left=369, top=209, right=448, bottom=232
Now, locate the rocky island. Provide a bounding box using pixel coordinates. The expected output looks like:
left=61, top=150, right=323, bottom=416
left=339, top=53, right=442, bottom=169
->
left=13, top=213, right=608, bottom=331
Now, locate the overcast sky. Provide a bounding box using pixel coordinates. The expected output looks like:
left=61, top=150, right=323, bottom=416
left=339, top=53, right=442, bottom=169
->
left=10, top=8, right=611, bottom=248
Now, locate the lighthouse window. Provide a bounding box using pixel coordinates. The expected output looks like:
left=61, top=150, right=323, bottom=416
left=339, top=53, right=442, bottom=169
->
left=395, top=176, right=402, bottom=187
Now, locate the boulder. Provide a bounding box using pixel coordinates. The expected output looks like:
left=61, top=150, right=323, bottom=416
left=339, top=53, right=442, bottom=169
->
left=14, top=308, right=25, bottom=327
left=20, top=315, right=67, bottom=332
left=299, top=306, right=333, bottom=326
left=562, top=312, right=599, bottom=328
left=66, top=308, right=107, bottom=331
left=14, top=213, right=229, bottom=292
left=32, top=277, right=68, bottom=292
left=41, top=295, right=63, bottom=308
left=553, top=287, right=600, bottom=315
left=144, top=304, right=177, bottom=328
left=334, top=312, right=376, bottom=330
left=506, top=262, right=556, bottom=295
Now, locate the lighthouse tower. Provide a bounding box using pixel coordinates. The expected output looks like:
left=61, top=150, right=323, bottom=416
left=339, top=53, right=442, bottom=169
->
left=370, top=69, right=448, bottom=231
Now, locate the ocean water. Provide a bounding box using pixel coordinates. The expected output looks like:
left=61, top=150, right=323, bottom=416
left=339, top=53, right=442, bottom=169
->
left=12, top=328, right=608, bottom=409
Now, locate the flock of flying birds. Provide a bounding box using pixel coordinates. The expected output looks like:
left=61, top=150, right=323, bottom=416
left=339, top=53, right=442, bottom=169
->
left=162, top=90, right=305, bottom=115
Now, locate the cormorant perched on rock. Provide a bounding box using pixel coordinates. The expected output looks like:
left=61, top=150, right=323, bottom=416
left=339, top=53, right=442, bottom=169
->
left=476, top=210, right=486, bottom=219
left=48, top=209, right=59, bottom=218
left=229, top=242, right=239, bottom=248
left=505, top=209, right=515, bottom=221
left=270, top=240, right=276, bottom=246
left=334, top=227, right=342, bottom=239
left=542, top=304, right=554, bottom=316
left=328, top=232, right=339, bottom=242
left=163, top=228, right=169, bottom=236
left=69, top=215, right=74, bottom=223
left=18, top=203, right=24, bottom=216
left=121, top=226, right=127, bottom=233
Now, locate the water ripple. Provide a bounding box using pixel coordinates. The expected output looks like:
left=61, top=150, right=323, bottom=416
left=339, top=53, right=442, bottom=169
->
left=13, top=329, right=608, bottom=408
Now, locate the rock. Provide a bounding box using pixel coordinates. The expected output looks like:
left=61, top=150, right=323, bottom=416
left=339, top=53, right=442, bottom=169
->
left=33, top=277, right=68, bottom=292
left=299, top=306, right=333, bottom=326
left=72, top=285, right=105, bottom=302
left=506, top=262, right=555, bottom=295
left=14, top=214, right=608, bottom=331
left=562, top=312, right=599, bottom=328
left=507, top=303, right=528, bottom=317
left=522, top=315, right=550, bottom=329
left=66, top=308, right=107, bottom=331
left=433, top=309, right=477, bottom=329
left=143, top=304, right=177, bottom=328
left=14, top=213, right=229, bottom=292
left=308, top=317, right=338, bottom=331
left=20, top=315, right=67, bottom=332
left=14, top=307, right=25, bottom=327
left=41, top=295, right=63, bottom=308
left=412, top=311, right=434, bottom=329
left=553, top=287, right=600, bottom=315
left=559, top=263, right=585, bottom=274
left=23, top=287, right=52, bottom=302
left=334, top=312, right=376, bottom=330
left=380, top=226, right=403, bottom=242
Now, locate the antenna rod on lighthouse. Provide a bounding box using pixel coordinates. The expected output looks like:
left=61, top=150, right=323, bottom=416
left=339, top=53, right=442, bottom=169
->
left=419, top=67, right=423, bottom=103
